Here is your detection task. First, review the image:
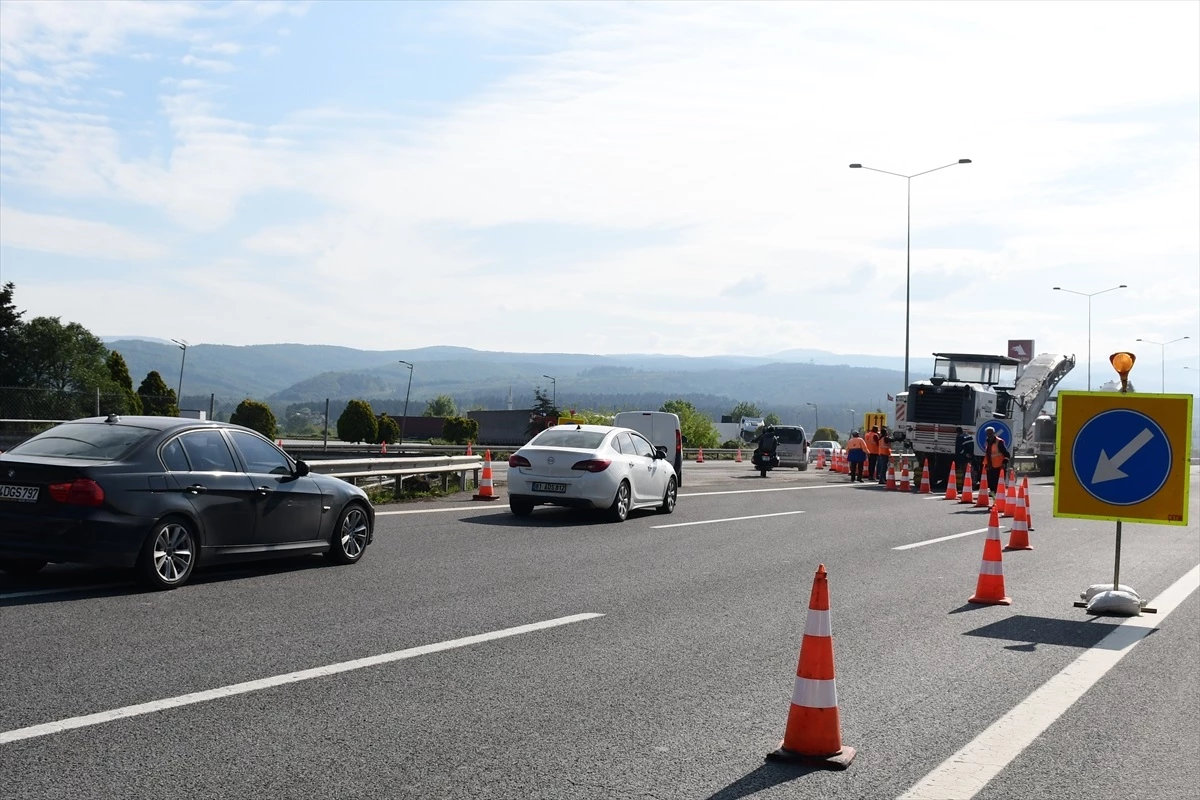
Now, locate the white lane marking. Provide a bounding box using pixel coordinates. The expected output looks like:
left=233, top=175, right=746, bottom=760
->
left=0, top=612, right=603, bottom=745
left=893, top=527, right=1008, bottom=551
left=899, top=563, right=1200, bottom=800
left=375, top=506, right=493, bottom=516
left=652, top=510, right=805, bottom=529
left=0, top=583, right=127, bottom=601
left=680, top=484, right=855, bottom=498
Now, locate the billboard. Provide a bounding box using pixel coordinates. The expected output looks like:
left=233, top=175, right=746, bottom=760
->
left=1007, top=339, right=1035, bottom=364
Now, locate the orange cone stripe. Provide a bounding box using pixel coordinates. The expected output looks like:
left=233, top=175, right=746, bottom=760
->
left=799, top=637, right=836, bottom=680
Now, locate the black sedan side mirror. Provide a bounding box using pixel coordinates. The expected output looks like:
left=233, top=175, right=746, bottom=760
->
left=294, top=460, right=311, bottom=477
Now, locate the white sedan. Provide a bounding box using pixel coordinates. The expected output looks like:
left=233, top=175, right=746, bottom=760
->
left=506, top=424, right=678, bottom=521
left=808, top=440, right=843, bottom=464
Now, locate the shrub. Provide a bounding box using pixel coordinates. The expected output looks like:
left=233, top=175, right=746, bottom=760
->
left=337, top=399, right=378, bottom=443
left=376, top=414, right=400, bottom=444
left=136, top=371, right=178, bottom=417
left=229, top=399, right=278, bottom=439
left=442, top=416, right=480, bottom=445
left=721, top=439, right=743, bottom=449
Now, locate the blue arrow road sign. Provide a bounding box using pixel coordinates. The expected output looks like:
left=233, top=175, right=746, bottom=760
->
left=1071, top=409, right=1173, bottom=506
left=976, top=420, right=1012, bottom=453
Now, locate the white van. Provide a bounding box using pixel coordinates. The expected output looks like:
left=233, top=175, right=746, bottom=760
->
left=612, top=411, right=685, bottom=486
left=771, top=425, right=809, bottom=470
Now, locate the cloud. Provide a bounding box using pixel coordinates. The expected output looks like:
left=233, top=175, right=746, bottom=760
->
left=0, top=206, right=168, bottom=260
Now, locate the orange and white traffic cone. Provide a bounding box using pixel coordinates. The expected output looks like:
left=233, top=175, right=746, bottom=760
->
left=898, top=461, right=911, bottom=492
left=381, top=441, right=388, bottom=455
left=885, top=461, right=897, bottom=491
left=472, top=450, right=498, bottom=501
left=766, top=564, right=856, bottom=770
left=943, top=461, right=958, bottom=500
left=918, top=459, right=932, bottom=494
left=696, top=448, right=705, bottom=464
left=969, top=507, right=1012, bottom=605
left=959, top=465, right=974, bottom=505
left=1023, top=477, right=1035, bottom=531
left=995, top=470, right=1008, bottom=516
left=1004, top=474, right=1018, bottom=518
left=466, top=441, right=473, bottom=456
left=1004, top=488, right=1033, bottom=551
left=735, top=447, right=743, bottom=463
left=975, top=470, right=991, bottom=509
left=816, top=450, right=825, bottom=470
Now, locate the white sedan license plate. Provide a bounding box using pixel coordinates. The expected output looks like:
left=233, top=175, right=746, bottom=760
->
left=532, top=482, right=568, bottom=494
left=0, top=484, right=39, bottom=503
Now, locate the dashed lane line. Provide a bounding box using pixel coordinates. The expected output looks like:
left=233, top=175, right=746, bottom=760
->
left=893, top=527, right=1007, bottom=550
left=652, top=510, right=805, bottom=529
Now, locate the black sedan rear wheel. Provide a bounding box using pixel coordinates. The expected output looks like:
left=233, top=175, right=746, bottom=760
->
left=327, top=503, right=371, bottom=565
left=0, top=558, right=48, bottom=576
left=137, top=517, right=197, bottom=590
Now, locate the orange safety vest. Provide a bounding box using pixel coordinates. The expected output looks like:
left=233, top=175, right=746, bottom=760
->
left=877, top=437, right=891, bottom=457
left=865, top=431, right=880, bottom=454
left=985, top=438, right=1007, bottom=468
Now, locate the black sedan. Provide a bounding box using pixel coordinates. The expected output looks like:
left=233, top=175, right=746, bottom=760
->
left=0, top=415, right=374, bottom=589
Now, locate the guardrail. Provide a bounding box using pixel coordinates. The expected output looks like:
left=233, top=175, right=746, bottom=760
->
left=304, top=455, right=484, bottom=492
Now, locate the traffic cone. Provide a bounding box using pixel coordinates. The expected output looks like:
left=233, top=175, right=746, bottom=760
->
left=975, top=470, right=991, bottom=509
left=466, top=441, right=473, bottom=456
left=766, top=564, right=856, bottom=769
left=959, top=465, right=974, bottom=505
left=1004, top=475, right=1018, bottom=518
left=696, top=448, right=705, bottom=464
left=1023, top=477, right=1035, bottom=531
left=943, top=461, right=958, bottom=500
left=969, top=507, right=1012, bottom=605
left=816, top=450, right=826, bottom=470
left=885, top=461, right=897, bottom=491
left=898, top=461, right=910, bottom=492
left=736, top=447, right=743, bottom=463
left=918, top=459, right=932, bottom=494
left=472, top=450, right=498, bottom=501
left=995, top=470, right=1008, bottom=516
left=1004, top=489, right=1033, bottom=551
left=276, top=439, right=283, bottom=448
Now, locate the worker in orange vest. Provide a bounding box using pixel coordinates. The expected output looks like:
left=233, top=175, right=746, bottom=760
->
left=864, top=425, right=881, bottom=481
left=982, top=427, right=1010, bottom=496
left=845, top=430, right=869, bottom=483
left=876, top=426, right=892, bottom=485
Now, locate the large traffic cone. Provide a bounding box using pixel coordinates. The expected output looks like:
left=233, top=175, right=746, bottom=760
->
left=975, top=470, right=991, bottom=509
left=995, top=470, right=1008, bottom=516
left=696, top=448, right=705, bottom=464
left=1004, top=488, right=1033, bottom=551
left=918, top=459, right=932, bottom=494
left=766, top=564, right=856, bottom=770
left=943, top=461, right=958, bottom=500
left=959, top=465, right=975, bottom=505
left=472, top=450, right=498, bottom=501
left=735, top=447, right=743, bottom=463
left=885, top=461, right=897, bottom=491
left=969, top=507, right=1012, bottom=605
left=1003, top=472, right=1017, bottom=518
left=898, top=461, right=910, bottom=492
left=1023, top=477, right=1035, bottom=531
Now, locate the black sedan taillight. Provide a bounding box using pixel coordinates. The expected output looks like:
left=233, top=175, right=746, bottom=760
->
left=48, top=478, right=105, bottom=506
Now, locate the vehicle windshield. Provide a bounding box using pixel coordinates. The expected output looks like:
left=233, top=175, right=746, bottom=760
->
left=530, top=429, right=607, bottom=449
left=812, top=441, right=837, bottom=449
left=933, top=358, right=1019, bottom=386
left=6, top=422, right=157, bottom=461
left=774, top=428, right=806, bottom=444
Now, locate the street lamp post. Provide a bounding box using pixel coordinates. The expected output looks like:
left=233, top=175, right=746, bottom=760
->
left=1052, top=285, right=1127, bottom=390
left=397, top=360, right=414, bottom=445
left=806, top=402, right=818, bottom=434
left=847, top=409, right=856, bottom=435
left=543, top=375, right=556, bottom=409
left=170, top=339, right=188, bottom=409
left=1135, top=336, right=1190, bottom=392
left=850, top=158, right=971, bottom=388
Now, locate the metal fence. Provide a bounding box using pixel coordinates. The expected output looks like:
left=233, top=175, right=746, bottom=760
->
left=0, top=385, right=185, bottom=420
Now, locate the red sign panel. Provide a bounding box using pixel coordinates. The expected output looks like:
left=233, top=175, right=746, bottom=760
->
left=1008, top=339, right=1034, bottom=364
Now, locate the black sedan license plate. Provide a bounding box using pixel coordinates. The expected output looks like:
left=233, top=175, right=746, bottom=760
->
left=0, top=484, right=39, bottom=503
left=532, top=482, right=568, bottom=493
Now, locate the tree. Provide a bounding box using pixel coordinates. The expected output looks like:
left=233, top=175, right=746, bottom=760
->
left=660, top=399, right=718, bottom=449
left=422, top=394, right=457, bottom=417
left=106, top=351, right=143, bottom=415
left=376, top=414, right=400, bottom=444
left=230, top=399, right=278, bottom=439
left=727, top=401, right=762, bottom=422
left=0, top=282, right=25, bottom=386
left=764, top=412, right=781, bottom=426
left=20, top=316, right=111, bottom=394
left=442, top=416, right=479, bottom=445
left=137, top=371, right=179, bottom=416
left=813, top=427, right=839, bottom=442
left=526, top=388, right=560, bottom=436
left=337, top=398, right=378, bottom=443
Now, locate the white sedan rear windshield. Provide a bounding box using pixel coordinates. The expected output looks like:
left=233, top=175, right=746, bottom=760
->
left=812, top=441, right=837, bottom=449
left=531, top=430, right=607, bottom=449
left=9, top=422, right=157, bottom=461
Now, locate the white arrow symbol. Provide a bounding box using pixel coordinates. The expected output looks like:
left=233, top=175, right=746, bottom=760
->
left=1091, top=428, right=1155, bottom=484
left=1013, top=344, right=1027, bottom=356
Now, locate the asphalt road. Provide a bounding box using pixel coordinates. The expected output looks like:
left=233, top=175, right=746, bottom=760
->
left=2, top=463, right=1197, bottom=800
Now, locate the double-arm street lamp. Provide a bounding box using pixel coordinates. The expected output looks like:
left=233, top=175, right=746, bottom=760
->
left=850, top=158, right=972, bottom=388
left=806, top=402, right=819, bottom=433
left=543, top=375, right=556, bottom=408
left=1135, top=336, right=1190, bottom=392
left=398, top=360, right=414, bottom=445
left=170, top=339, right=188, bottom=406
left=1052, top=285, right=1127, bottom=390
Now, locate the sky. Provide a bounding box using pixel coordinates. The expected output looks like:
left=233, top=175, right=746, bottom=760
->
left=1, top=0, right=1198, bottom=380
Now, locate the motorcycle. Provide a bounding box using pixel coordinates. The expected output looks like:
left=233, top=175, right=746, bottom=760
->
left=751, top=447, right=780, bottom=478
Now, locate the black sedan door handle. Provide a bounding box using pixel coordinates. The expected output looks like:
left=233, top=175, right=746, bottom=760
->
left=186, top=484, right=207, bottom=495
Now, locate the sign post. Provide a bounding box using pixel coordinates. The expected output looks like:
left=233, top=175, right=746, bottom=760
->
left=1055, top=352, right=1193, bottom=615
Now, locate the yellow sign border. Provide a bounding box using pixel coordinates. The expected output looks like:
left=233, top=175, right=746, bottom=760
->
left=1053, top=391, right=1193, bottom=525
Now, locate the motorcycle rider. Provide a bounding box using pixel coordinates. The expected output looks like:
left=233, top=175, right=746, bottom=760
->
left=752, top=425, right=780, bottom=473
